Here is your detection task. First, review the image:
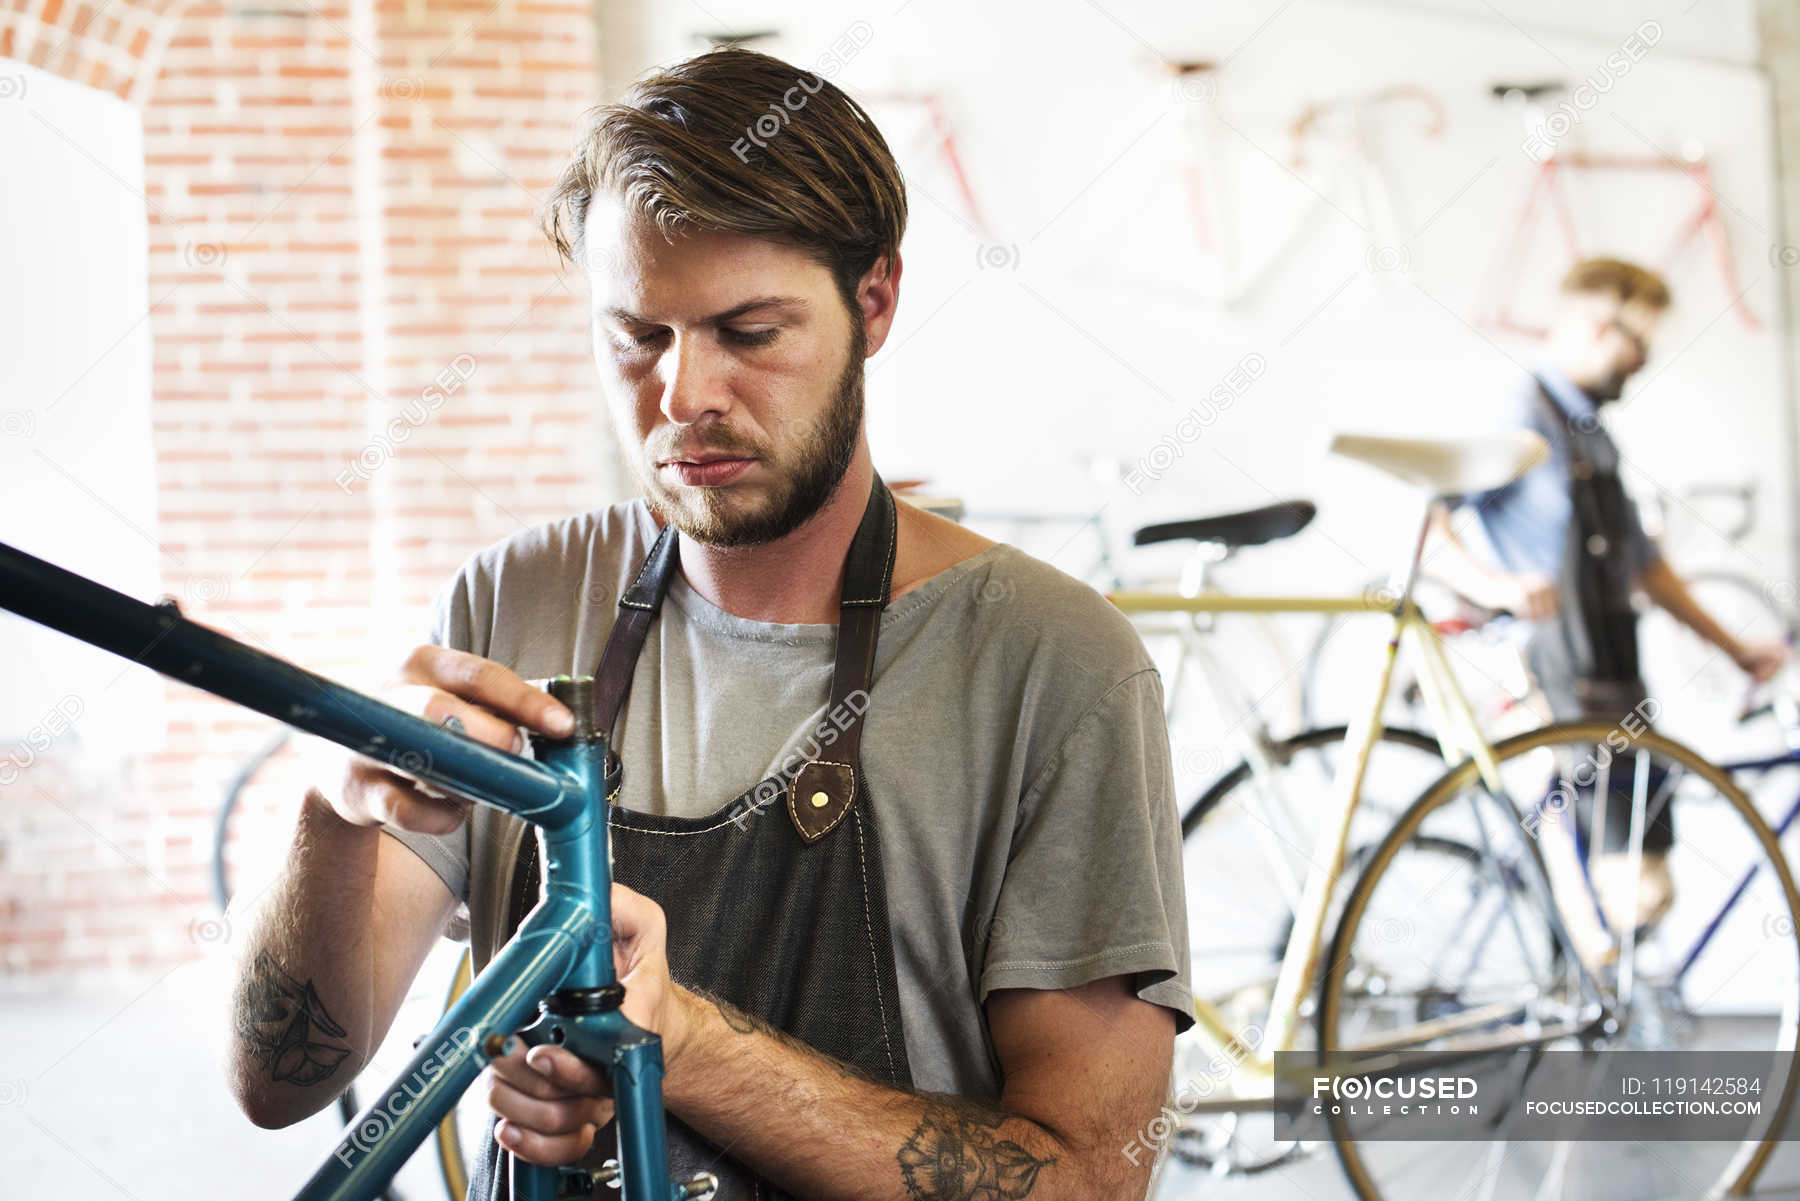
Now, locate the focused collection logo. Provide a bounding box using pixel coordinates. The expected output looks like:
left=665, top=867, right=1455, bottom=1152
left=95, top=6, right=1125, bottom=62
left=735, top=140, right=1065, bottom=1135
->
left=1312, top=1073, right=1480, bottom=1117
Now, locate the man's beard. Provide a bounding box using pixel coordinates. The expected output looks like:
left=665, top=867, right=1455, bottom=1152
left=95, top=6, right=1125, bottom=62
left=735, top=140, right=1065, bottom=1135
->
left=632, top=320, right=865, bottom=549
left=1586, top=370, right=1628, bottom=404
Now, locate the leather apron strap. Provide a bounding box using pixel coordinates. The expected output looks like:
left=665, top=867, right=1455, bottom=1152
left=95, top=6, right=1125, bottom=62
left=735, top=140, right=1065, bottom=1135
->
left=588, top=474, right=896, bottom=842
left=1527, top=379, right=1646, bottom=709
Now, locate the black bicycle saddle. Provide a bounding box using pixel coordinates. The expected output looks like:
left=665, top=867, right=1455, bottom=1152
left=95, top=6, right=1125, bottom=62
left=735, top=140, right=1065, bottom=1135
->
left=1130, top=499, right=1317, bottom=551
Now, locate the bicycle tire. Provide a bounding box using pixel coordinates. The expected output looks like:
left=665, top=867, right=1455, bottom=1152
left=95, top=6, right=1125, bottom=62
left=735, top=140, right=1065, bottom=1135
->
left=435, top=949, right=474, bottom=1201
left=1180, top=725, right=1442, bottom=839
left=1169, top=723, right=1446, bottom=1176
left=1168, top=832, right=1490, bottom=1178
left=1318, top=721, right=1800, bottom=1201
left=211, top=729, right=294, bottom=913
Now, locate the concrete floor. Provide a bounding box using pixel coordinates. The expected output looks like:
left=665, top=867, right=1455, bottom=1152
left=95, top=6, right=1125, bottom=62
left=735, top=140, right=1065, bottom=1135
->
left=1151, top=1139, right=1800, bottom=1201
left=1152, top=1145, right=1800, bottom=1201
left=2, top=948, right=478, bottom=1201
left=10, top=957, right=1800, bottom=1201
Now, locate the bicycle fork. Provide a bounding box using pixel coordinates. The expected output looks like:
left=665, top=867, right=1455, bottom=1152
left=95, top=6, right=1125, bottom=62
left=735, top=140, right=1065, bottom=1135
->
left=293, top=688, right=701, bottom=1201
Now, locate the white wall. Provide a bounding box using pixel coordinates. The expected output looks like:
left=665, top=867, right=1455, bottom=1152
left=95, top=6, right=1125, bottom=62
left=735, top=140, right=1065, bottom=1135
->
left=603, top=1, right=1795, bottom=1008
left=0, top=59, right=164, bottom=755
left=609, top=1, right=1787, bottom=602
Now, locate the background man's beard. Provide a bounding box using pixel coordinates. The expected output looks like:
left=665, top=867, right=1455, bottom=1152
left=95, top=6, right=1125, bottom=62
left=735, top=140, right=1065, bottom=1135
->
left=636, top=327, right=866, bottom=548
left=1587, top=371, right=1627, bottom=403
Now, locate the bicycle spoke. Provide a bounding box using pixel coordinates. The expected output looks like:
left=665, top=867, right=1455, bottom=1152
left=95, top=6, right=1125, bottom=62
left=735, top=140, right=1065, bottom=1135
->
left=1590, top=750, right=1611, bottom=867
left=1319, top=723, right=1800, bottom=1201
left=1615, top=749, right=1654, bottom=1006
left=1466, top=786, right=1560, bottom=990
left=1644, top=763, right=1682, bottom=833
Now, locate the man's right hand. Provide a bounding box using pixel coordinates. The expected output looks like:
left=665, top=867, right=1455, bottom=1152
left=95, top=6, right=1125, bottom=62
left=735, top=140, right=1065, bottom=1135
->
left=316, top=646, right=576, bottom=835
left=1494, top=572, right=1559, bottom=621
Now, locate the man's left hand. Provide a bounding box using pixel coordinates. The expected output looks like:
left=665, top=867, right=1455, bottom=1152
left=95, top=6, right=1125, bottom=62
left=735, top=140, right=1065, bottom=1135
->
left=484, top=883, right=699, bottom=1166
left=1732, top=639, right=1791, bottom=685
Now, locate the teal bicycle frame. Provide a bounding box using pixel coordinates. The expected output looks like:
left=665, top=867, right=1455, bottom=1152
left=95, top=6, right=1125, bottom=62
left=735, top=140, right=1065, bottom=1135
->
left=0, top=540, right=709, bottom=1201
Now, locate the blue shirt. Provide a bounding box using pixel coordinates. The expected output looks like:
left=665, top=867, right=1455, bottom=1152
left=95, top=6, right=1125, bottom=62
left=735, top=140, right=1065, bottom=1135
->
left=1460, top=365, right=1661, bottom=586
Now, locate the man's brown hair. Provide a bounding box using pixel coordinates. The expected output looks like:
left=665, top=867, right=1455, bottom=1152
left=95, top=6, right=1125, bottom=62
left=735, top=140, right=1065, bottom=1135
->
left=1558, top=257, right=1672, bottom=311
left=540, top=47, right=908, bottom=316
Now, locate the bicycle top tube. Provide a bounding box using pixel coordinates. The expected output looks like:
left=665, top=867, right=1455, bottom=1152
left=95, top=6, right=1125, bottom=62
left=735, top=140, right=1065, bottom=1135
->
left=0, top=538, right=585, bottom=832
left=1108, top=591, right=1419, bottom=615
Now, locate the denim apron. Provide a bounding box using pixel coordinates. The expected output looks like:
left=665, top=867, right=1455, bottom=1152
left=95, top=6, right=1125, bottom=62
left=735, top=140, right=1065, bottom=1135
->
left=1523, top=380, right=1671, bottom=854
left=468, top=475, right=913, bottom=1200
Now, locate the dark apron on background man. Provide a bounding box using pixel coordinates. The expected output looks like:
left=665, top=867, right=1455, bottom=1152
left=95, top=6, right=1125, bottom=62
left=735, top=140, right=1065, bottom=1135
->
left=1523, top=379, right=1672, bottom=855
left=466, top=476, right=914, bottom=1201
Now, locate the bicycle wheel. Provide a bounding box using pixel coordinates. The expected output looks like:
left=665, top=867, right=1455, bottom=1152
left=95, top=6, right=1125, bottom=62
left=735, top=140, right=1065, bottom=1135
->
left=1170, top=724, right=1450, bottom=1175
left=1180, top=725, right=1443, bottom=838
left=212, top=730, right=294, bottom=912
left=357, top=935, right=483, bottom=1200
left=1319, top=722, right=1800, bottom=1201
left=435, top=948, right=474, bottom=1201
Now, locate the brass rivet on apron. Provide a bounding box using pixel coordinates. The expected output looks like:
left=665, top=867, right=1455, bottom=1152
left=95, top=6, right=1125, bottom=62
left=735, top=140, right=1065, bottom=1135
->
left=811, top=789, right=830, bottom=808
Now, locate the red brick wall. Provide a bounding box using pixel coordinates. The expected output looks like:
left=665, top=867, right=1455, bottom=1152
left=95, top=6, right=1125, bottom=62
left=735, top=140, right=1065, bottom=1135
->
left=1, top=1, right=619, bottom=990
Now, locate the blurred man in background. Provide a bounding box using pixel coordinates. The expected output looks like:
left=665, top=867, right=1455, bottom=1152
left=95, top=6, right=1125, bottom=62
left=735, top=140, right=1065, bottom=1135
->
left=1427, top=258, right=1788, bottom=942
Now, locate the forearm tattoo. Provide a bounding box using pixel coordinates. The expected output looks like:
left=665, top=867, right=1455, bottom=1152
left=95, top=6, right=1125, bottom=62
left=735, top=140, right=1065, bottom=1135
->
left=897, top=1100, right=1055, bottom=1200
left=236, top=950, right=353, bottom=1086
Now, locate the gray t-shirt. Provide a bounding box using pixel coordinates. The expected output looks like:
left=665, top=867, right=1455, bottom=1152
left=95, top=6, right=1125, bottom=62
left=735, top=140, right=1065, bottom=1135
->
left=384, top=497, right=1193, bottom=1100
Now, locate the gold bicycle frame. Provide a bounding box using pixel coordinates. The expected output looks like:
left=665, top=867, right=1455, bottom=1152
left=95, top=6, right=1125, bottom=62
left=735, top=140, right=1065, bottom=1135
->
left=1113, top=582, right=1800, bottom=1199
left=1109, top=525, right=1561, bottom=1103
